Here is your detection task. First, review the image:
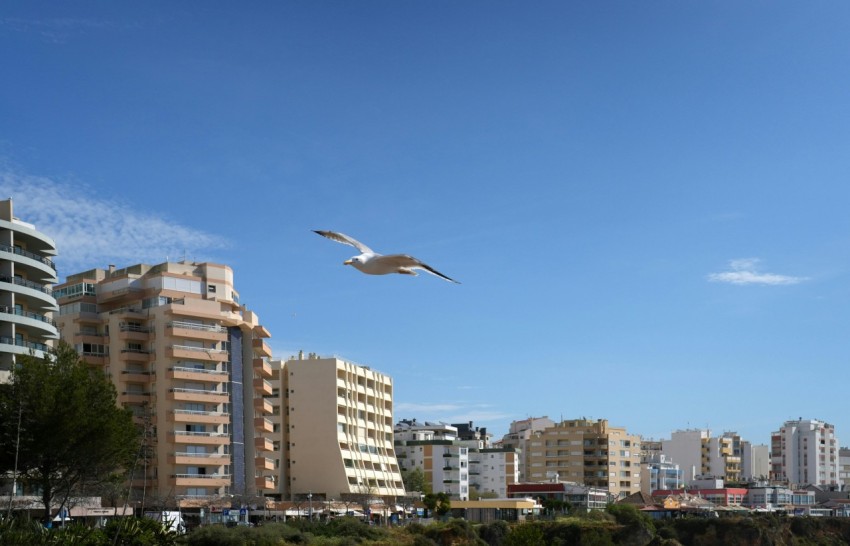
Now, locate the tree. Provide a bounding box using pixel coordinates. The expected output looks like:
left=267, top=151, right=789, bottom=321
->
left=401, top=467, right=429, bottom=494
left=0, top=342, right=139, bottom=522
left=423, top=492, right=451, bottom=519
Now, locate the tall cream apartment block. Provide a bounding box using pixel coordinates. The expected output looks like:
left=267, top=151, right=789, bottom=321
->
left=661, top=429, right=743, bottom=485
left=54, top=261, right=276, bottom=506
left=526, top=418, right=641, bottom=499
left=276, top=355, right=405, bottom=503
left=0, top=199, right=59, bottom=381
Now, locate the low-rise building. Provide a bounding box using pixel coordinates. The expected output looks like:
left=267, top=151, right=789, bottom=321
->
left=508, top=480, right=609, bottom=511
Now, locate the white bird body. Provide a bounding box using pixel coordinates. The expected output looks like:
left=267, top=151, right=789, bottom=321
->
left=313, top=230, right=460, bottom=284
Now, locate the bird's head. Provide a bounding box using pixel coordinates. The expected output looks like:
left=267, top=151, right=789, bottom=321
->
left=344, top=256, right=362, bottom=266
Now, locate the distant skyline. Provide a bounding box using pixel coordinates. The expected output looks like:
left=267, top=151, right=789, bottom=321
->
left=3, top=2, right=849, bottom=445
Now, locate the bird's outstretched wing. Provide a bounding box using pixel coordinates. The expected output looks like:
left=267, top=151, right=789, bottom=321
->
left=313, top=230, right=374, bottom=254
left=378, top=254, right=460, bottom=284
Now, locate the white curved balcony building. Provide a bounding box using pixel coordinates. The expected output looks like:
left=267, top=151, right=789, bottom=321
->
left=0, top=199, right=59, bottom=379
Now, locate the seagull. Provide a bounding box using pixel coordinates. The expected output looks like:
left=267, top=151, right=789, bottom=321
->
left=313, top=230, right=460, bottom=284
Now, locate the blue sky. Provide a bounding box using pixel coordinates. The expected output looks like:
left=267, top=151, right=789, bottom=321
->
left=2, top=2, right=849, bottom=445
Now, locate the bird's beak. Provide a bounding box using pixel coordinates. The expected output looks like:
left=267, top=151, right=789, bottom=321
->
left=343, top=259, right=353, bottom=266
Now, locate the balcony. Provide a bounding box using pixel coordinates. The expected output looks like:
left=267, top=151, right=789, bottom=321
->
left=119, top=348, right=153, bottom=362
left=120, top=370, right=153, bottom=383
left=171, top=474, right=231, bottom=487
left=255, top=456, right=275, bottom=471
left=168, top=345, right=229, bottom=362
left=255, top=437, right=274, bottom=452
left=0, top=274, right=53, bottom=298
left=255, top=476, right=276, bottom=490
left=107, top=306, right=146, bottom=317
left=171, top=430, right=229, bottom=445
left=119, top=391, right=151, bottom=404
left=0, top=242, right=56, bottom=272
left=254, top=397, right=274, bottom=414
left=168, top=388, right=229, bottom=404
left=252, top=338, right=272, bottom=357
left=253, top=378, right=273, bottom=396
left=167, top=321, right=228, bottom=342
left=168, top=366, right=228, bottom=383
left=0, top=306, right=57, bottom=337
left=170, top=452, right=230, bottom=465
left=254, top=417, right=274, bottom=433
left=171, top=409, right=230, bottom=425
left=253, top=358, right=273, bottom=378
left=80, top=352, right=108, bottom=366
left=0, top=336, right=51, bottom=357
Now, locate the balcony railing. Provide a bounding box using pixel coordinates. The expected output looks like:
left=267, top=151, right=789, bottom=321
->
left=0, top=305, right=56, bottom=327
left=170, top=388, right=227, bottom=397
left=0, top=275, right=51, bottom=295
left=0, top=336, right=50, bottom=352
left=0, top=243, right=56, bottom=270
left=173, top=473, right=230, bottom=480
left=173, top=409, right=229, bottom=418
left=119, top=324, right=152, bottom=333
left=121, top=348, right=152, bottom=355
left=109, top=306, right=144, bottom=315
left=168, top=321, right=227, bottom=333
left=171, top=345, right=228, bottom=355
left=171, top=366, right=227, bottom=376
left=174, top=451, right=226, bottom=458
left=173, top=431, right=228, bottom=438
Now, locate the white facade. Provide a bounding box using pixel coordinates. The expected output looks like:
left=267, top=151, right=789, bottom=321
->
left=741, top=441, right=770, bottom=482
left=771, top=419, right=839, bottom=487
left=0, top=199, right=59, bottom=380
left=839, top=447, right=850, bottom=488
left=469, top=449, right=518, bottom=498
left=661, top=429, right=742, bottom=485
left=394, top=420, right=470, bottom=500
left=661, top=430, right=706, bottom=485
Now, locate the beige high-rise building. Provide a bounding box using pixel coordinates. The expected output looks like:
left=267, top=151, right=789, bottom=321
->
left=526, top=418, right=641, bottom=499
left=0, top=199, right=59, bottom=380
left=54, top=261, right=276, bottom=507
left=275, top=354, right=405, bottom=503
left=499, top=416, right=555, bottom=482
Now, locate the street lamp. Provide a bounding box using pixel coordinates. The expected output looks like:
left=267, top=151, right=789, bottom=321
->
left=307, top=492, right=313, bottom=522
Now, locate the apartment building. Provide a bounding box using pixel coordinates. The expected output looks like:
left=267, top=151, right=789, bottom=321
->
left=452, top=421, right=518, bottom=498
left=839, top=447, right=850, bottom=488
left=394, top=420, right=470, bottom=500
left=661, top=430, right=742, bottom=485
left=0, top=199, right=59, bottom=380
left=770, top=418, right=839, bottom=487
left=499, top=416, right=555, bottom=482
left=741, top=441, right=770, bottom=482
left=470, top=448, right=518, bottom=498
left=526, top=418, right=642, bottom=498
left=54, top=261, right=276, bottom=506
left=278, top=355, right=405, bottom=503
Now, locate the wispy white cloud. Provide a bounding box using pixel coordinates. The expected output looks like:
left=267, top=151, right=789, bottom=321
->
left=395, top=402, right=463, bottom=414
left=394, top=402, right=513, bottom=426
left=0, top=169, right=228, bottom=275
left=707, top=258, right=807, bottom=286
left=1, top=17, right=115, bottom=43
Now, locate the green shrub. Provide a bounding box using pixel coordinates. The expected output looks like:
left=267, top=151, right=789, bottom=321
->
left=477, top=520, right=509, bottom=546
left=501, top=523, right=545, bottom=546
